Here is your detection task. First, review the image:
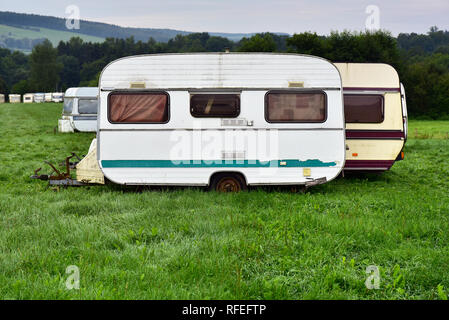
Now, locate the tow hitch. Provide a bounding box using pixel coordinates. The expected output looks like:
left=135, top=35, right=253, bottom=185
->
left=30, top=152, right=88, bottom=186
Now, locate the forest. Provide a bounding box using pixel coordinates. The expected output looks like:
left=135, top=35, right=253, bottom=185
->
left=0, top=28, right=448, bottom=119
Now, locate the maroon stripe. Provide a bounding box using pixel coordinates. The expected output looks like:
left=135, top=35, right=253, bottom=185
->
left=345, top=160, right=395, bottom=169
left=346, top=130, right=404, bottom=139
left=343, top=87, right=400, bottom=92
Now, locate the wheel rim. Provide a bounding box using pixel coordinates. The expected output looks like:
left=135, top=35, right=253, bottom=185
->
left=216, top=177, right=241, bottom=192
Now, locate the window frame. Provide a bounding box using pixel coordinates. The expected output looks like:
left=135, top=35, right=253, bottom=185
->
left=264, top=90, right=328, bottom=124
left=107, top=90, right=170, bottom=124
left=190, top=93, right=241, bottom=118
left=343, top=93, right=385, bottom=124
left=78, top=98, right=98, bottom=115
left=63, top=97, right=74, bottom=115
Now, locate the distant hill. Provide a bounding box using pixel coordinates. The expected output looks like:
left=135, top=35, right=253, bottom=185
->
left=0, top=24, right=105, bottom=53
left=0, top=11, right=287, bottom=52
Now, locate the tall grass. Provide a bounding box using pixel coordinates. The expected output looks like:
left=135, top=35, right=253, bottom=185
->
left=0, top=103, right=448, bottom=299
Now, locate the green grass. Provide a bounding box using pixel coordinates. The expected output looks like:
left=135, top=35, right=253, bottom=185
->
left=0, top=103, right=448, bottom=299
left=408, top=120, right=449, bottom=139
left=0, top=24, right=104, bottom=52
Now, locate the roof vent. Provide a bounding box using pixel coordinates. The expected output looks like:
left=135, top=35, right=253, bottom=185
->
left=288, top=81, right=304, bottom=88
left=130, top=82, right=146, bottom=89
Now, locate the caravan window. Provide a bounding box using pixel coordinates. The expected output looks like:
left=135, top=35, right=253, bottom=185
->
left=63, top=98, right=74, bottom=114
left=265, top=91, right=326, bottom=123
left=344, top=94, right=384, bottom=123
left=108, top=92, right=169, bottom=123
left=190, top=94, right=240, bottom=117
left=78, top=99, right=98, bottom=114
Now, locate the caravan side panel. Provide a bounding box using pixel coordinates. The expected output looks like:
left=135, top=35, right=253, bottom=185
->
left=98, top=53, right=345, bottom=186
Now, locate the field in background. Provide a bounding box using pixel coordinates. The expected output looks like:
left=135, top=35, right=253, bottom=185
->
left=0, top=24, right=105, bottom=53
left=0, top=103, right=448, bottom=299
left=408, top=120, right=449, bottom=139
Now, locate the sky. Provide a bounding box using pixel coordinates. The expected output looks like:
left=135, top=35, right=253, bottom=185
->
left=2, top=0, right=449, bottom=36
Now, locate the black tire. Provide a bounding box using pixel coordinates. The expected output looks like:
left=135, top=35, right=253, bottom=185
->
left=209, top=173, right=247, bottom=192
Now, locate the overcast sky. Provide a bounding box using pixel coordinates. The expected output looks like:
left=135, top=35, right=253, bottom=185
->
left=2, top=0, right=449, bottom=35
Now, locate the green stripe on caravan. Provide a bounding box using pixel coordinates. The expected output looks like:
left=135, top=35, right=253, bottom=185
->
left=101, top=159, right=337, bottom=168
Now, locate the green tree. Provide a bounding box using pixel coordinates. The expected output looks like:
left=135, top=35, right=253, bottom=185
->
left=57, top=55, right=80, bottom=89
left=287, top=32, right=327, bottom=56
left=237, top=33, right=277, bottom=52
left=0, top=76, right=8, bottom=94
left=29, top=39, right=62, bottom=91
left=402, top=53, right=449, bottom=119
left=11, top=79, right=33, bottom=95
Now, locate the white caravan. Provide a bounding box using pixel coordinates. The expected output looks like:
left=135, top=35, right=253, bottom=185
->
left=23, top=93, right=34, bottom=103
left=84, top=53, right=345, bottom=190
left=52, top=92, right=64, bottom=103
left=8, top=94, right=21, bottom=103
left=45, top=93, right=53, bottom=102
left=34, top=93, right=45, bottom=103
left=0, top=94, right=5, bottom=103
left=58, top=87, right=98, bottom=132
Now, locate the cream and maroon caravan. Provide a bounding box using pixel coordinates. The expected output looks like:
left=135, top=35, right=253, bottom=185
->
left=80, top=53, right=346, bottom=190
left=334, top=63, right=407, bottom=172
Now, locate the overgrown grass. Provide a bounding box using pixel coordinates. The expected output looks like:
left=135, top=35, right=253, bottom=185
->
left=0, top=103, right=448, bottom=299
left=408, top=120, right=449, bottom=139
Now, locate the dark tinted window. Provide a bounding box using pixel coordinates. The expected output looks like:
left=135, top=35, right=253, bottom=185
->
left=266, top=92, right=326, bottom=122
left=78, top=99, right=98, bottom=114
left=108, top=92, right=169, bottom=123
left=190, top=94, right=240, bottom=117
left=344, top=94, right=384, bottom=123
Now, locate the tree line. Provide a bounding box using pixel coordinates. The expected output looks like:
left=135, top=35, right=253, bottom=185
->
left=0, top=28, right=448, bottom=119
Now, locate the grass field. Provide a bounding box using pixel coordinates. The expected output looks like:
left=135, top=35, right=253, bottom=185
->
left=0, top=103, right=448, bottom=300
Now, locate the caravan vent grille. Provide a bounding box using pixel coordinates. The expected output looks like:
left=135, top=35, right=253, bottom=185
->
left=130, top=82, right=146, bottom=89
left=221, top=119, right=247, bottom=126
left=221, top=151, right=246, bottom=160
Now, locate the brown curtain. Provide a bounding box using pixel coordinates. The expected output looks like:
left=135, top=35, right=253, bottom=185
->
left=267, top=93, right=325, bottom=122
left=109, top=93, right=168, bottom=123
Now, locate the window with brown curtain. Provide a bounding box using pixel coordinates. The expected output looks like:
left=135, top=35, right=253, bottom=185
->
left=190, top=94, right=240, bottom=117
left=265, top=91, right=326, bottom=123
left=108, top=92, right=169, bottom=123
left=344, top=94, right=384, bottom=123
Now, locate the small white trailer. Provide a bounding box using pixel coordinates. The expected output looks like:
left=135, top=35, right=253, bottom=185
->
left=23, top=93, right=34, bottom=103
left=58, top=87, right=98, bottom=133
left=0, top=94, right=5, bottom=103
left=52, top=92, right=64, bottom=103
left=34, top=93, right=45, bottom=103
left=45, top=93, right=53, bottom=102
left=87, top=53, right=345, bottom=190
left=9, top=94, right=21, bottom=103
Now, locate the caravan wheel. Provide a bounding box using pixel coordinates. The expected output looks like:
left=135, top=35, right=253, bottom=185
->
left=210, top=173, right=247, bottom=192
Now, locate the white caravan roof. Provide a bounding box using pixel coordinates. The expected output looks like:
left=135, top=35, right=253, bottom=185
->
left=64, top=87, right=98, bottom=98
left=100, top=53, right=341, bottom=90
